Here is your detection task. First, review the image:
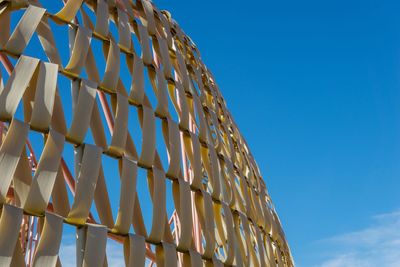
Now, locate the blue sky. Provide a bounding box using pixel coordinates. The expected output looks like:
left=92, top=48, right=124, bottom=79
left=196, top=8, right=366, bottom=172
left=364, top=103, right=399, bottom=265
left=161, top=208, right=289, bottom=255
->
left=3, top=0, right=400, bottom=266
left=154, top=0, right=400, bottom=266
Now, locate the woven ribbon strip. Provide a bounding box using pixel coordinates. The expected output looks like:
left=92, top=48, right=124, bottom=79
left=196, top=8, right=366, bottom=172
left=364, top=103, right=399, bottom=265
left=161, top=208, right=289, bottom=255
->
left=0, top=0, right=293, bottom=266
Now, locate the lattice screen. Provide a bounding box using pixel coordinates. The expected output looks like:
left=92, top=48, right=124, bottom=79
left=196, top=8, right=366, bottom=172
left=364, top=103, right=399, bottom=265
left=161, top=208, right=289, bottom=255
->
left=0, top=0, right=293, bottom=266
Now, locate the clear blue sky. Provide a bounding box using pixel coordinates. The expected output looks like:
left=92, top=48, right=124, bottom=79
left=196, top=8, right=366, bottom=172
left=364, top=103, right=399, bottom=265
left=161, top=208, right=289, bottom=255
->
left=5, top=0, right=400, bottom=266
left=154, top=0, right=400, bottom=266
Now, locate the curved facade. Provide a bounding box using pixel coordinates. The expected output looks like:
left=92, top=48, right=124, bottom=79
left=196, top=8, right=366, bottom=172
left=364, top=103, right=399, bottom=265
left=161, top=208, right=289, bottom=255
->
left=0, top=0, right=293, bottom=266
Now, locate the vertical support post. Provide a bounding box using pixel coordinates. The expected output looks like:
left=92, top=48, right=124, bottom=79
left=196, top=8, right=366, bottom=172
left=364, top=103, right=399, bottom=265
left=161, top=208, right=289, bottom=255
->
left=68, top=21, right=88, bottom=267
left=175, top=70, right=202, bottom=254
left=189, top=116, right=202, bottom=253
left=0, top=121, right=3, bottom=145
left=76, top=227, right=87, bottom=267
left=68, top=23, right=83, bottom=178
left=26, top=216, right=37, bottom=266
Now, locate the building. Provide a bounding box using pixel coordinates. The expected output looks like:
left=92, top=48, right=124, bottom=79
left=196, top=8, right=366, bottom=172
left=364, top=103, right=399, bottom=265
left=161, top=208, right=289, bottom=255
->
left=0, top=0, right=293, bottom=265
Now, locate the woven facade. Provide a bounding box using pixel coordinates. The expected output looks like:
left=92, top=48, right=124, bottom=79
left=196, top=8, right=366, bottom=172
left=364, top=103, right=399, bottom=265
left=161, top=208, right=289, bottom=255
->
left=0, top=0, right=293, bottom=266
